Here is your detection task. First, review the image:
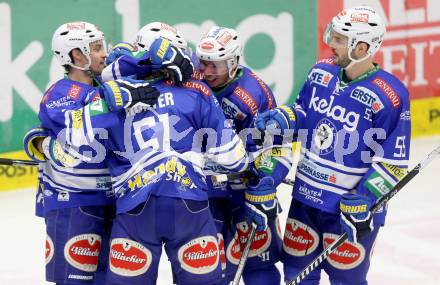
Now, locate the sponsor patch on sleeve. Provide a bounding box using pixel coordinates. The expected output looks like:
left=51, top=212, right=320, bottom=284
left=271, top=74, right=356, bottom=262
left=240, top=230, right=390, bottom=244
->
left=308, top=68, right=333, bottom=87
left=233, top=86, right=259, bottom=115
left=364, top=171, right=394, bottom=198
left=372, top=77, right=400, bottom=108
left=182, top=80, right=212, bottom=97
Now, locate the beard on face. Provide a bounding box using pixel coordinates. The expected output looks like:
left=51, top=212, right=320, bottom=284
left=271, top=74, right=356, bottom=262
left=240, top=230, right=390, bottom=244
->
left=332, top=49, right=351, bottom=68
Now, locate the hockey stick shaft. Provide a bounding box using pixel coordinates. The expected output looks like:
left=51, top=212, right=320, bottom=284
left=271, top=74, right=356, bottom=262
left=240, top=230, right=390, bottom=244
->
left=222, top=172, right=295, bottom=187
left=288, top=145, right=440, bottom=285
left=0, top=157, right=38, bottom=167
left=230, top=223, right=257, bottom=285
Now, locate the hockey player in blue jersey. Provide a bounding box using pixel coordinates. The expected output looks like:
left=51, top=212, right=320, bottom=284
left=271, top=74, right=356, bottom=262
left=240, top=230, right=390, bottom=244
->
left=57, top=74, right=248, bottom=284
left=23, top=22, right=116, bottom=285
left=196, top=26, right=293, bottom=285
left=22, top=21, right=179, bottom=284
left=255, top=6, right=411, bottom=285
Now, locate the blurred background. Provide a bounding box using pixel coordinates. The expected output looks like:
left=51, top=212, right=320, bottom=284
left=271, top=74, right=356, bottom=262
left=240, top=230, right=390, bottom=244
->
left=0, top=0, right=439, bottom=284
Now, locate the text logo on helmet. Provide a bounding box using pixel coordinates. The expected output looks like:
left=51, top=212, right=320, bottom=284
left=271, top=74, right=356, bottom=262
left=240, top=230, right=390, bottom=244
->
left=66, top=22, right=86, bottom=30
left=135, top=22, right=187, bottom=52
left=330, top=6, right=386, bottom=57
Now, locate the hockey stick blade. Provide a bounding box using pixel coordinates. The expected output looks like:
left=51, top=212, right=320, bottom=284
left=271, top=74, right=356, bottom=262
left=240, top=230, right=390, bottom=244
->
left=0, top=157, right=38, bottom=167
left=230, top=222, right=257, bottom=285
left=287, top=145, right=440, bottom=285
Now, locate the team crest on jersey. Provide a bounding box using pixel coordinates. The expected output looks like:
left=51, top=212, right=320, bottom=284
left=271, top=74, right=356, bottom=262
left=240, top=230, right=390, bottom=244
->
left=283, top=218, right=319, bottom=256
left=46, top=235, right=54, bottom=265
left=313, top=118, right=337, bottom=155
left=64, top=234, right=101, bottom=272
left=110, top=238, right=152, bottom=277
left=178, top=235, right=219, bottom=274
left=217, top=233, right=227, bottom=271
left=308, top=68, right=333, bottom=87
left=350, top=87, right=384, bottom=113
left=68, top=84, right=82, bottom=100
left=221, top=98, right=247, bottom=121
left=323, top=233, right=366, bottom=270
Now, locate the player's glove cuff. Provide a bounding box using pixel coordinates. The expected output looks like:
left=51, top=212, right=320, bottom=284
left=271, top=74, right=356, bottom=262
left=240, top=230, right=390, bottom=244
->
left=340, top=193, right=374, bottom=243
left=100, top=78, right=160, bottom=112
left=254, top=105, right=297, bottom=136
left=23, top=126, right=50, bottom=163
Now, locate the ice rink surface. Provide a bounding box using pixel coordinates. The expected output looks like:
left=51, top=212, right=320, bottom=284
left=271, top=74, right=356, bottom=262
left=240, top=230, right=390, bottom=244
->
left=1, top=136, right=439, bottom=284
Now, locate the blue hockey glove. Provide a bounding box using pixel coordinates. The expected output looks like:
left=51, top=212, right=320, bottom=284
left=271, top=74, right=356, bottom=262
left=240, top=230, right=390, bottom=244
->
left=147, top=38, right=194, bottom=85
left=23, top=126, right=50, bottom=163
left=340, top=193, right=374, bottom=244
left=255, top=105, right=297, bottom=135
left=100, top=78, right=160, bottom=112
left=244, top=177, right=278, bottom=231
left=106, top=42, right=137, bottom=65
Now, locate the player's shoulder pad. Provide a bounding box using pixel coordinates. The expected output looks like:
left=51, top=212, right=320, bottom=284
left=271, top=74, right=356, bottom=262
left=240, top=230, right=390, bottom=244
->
left=367, top=69, right=409, bottom=110
left=231, top=84, right=260, bottom=116
left=311, top=57, right=340, bottom=72
left=181, top=79, right=213, bottom=97
left=41, top=79, right=83, bottom=105
left=315, top=57, right=336, bottom=66
left=240, top=67, right=275, bottom=110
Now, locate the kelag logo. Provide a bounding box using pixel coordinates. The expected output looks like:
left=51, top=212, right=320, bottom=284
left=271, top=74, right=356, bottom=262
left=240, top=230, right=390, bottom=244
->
left=0, top=0, right=316, bottom=153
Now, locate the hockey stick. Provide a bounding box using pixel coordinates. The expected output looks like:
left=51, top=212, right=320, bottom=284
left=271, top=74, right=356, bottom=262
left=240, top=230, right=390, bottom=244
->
left=215, top=172, right=295, bottom=187
left=230, top=222, right=257, bottom=285
left=0, top=157, right=38, bottom=167
left=287, top=145, right=440, bottom=285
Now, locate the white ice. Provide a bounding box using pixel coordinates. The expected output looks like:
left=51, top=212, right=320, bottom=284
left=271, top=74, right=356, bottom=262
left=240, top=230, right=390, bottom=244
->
left=1, top=136, right=439, bottom=284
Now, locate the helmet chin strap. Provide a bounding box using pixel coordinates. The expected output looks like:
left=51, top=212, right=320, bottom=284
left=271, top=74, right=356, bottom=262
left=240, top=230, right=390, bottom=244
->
left=68, top=53, right=92, bottom=73
left=345, top=47, right=370, bottom=70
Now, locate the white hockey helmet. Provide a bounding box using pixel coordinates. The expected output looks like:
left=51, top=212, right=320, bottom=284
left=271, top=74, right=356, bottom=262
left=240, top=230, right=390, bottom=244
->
left=51, top=21, right=106, bottom=71
left=135, top=22, right=188, bottom=52
left=196, top=26, right=242, bottom=78
left=324, top=6, right=386, bottom=63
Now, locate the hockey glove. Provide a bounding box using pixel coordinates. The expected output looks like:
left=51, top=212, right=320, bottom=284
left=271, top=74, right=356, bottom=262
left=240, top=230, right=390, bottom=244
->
left=147, top=38, right=194, bottom=85
left=100, top=78, right=160, bottom=112
left=254, top=105, right=297, bottom=135
left=23, top=126, right=50, bottom=163
left=244, top=177, right=278, bottom=231
left=106, top=42, right=137, bottom=65
left=340, top=193, right=374, bottom=244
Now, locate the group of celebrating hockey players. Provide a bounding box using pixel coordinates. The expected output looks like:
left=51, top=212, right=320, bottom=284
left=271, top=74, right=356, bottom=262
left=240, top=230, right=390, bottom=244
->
left=23, top=5, right=411, bottom=285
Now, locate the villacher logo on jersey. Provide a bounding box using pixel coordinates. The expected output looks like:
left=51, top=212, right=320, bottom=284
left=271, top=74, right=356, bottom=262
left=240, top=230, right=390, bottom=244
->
left=178, top=235, right=219, bottom=274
